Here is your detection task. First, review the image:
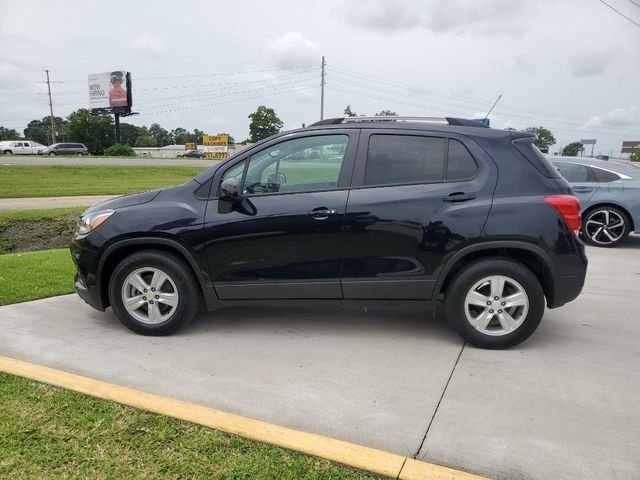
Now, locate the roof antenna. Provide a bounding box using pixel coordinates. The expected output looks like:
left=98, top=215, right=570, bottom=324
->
left=483, top=94, right=502, bottom=122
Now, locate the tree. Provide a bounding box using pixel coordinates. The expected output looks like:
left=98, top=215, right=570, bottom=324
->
left=562, top=142, right=584, bottom=157
left=629, top=150, right=640, bottom=162
left=0, top=126, right=20, bottom=141
left=248, top=106, right=283, bottom=142
left=523, top=126, right=556, bottom=153
left=134, top=135, right=157, bottom=147
left=375, top=110, right=397, bottom=116
left=119, top=123, right=145, bottom=146
left=344, top=105, right=358, bottom=117
left=23, top=116, right=68, bottom=145
left=149, top=123, right=172, bottom=147
left=67, top=109, right=114, bottom=153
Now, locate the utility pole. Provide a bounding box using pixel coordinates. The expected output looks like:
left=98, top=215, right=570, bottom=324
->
left=45, top=69, right=56, bottom=144
left=320, top=56, right=326, bottom=120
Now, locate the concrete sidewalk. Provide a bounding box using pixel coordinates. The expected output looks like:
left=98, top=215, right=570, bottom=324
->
left=0, top=195, right=117, bottom=210
left=1, top=237, right=639, bottom=479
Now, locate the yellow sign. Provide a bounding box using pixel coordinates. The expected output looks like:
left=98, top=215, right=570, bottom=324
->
left=185, top=142, right=196, bottom=150
left=204, top=151, right=228, bottom=160
left=203, top=134, right=228, bottom=147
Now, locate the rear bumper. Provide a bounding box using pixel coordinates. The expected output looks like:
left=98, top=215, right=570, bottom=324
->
left=548, top=270, right=587, bottom=308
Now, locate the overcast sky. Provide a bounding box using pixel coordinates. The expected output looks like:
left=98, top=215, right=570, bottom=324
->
left=1, top=0, right=639, bottom=155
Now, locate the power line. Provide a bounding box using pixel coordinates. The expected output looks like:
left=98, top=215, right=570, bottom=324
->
left=629, top=0, right=640, bottom=7
left=597, top=0, right=640, bottom=27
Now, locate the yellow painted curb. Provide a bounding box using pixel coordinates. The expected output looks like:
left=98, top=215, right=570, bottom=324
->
left=0, top=355, right=488, bottom=480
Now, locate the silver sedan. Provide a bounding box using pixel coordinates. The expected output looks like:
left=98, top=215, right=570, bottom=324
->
left=551, top=156, right=640, bottom=247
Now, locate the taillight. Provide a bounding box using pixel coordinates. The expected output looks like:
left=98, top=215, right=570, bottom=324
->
left=544, top=195, right=581, bottom=232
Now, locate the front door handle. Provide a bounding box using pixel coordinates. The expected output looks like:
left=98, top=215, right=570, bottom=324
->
left=573, top=186, right=593, bottom=193
left=311, top=207, right=337, bottom=220
left=443, top=192, right=476, bottom=203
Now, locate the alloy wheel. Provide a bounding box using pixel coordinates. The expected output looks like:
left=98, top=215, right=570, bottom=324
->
left=464, top=275, right=529, bottom=336
left=121, top=267, right=179, bottom=324
left=584, top=209, right=626, bottom=245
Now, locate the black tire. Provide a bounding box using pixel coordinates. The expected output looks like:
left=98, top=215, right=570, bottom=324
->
left=581, top=206, right=630, bottom=248
left=444, top=258, right=545, bottom=349
left=77, top=152, right=84, bottom=156
left=3, top=150, right=12, bottom=155
left=109, top=250, right=200, bottom=335
left=49, top=152, right=56, bottom=156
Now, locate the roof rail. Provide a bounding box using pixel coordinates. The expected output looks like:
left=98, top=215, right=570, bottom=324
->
left=309, top=116, right=488, bottom=128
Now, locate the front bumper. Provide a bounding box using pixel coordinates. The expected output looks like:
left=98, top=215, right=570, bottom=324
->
left=70, top=232, right=107, bottom=311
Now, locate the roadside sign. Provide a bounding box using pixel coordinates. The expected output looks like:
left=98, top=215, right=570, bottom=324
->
left=580, top=139, right=596, bottom=145
left=203, top=135, right=229, bottom=149
left=185, top=142, right=196, bottom=150
left=205, top=152, right=228, bottom=160
left=621, top=141, right=640, bottom=154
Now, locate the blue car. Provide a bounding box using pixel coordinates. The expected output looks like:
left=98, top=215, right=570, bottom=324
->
left=551, top=156, right=640, bottom=247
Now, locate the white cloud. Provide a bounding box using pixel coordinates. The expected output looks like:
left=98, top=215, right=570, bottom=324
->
left=268, top=32, right=319, bottom=68
left=570, top=51, right=618, bottom=77
left=339, top=0, right=526, bottom=36
left=584, top=106, right=640, bottom=129
left=131, top=34, right=167, bottom=60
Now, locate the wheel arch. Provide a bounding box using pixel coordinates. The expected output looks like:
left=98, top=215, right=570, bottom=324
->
left=435, top=242, right=557, bottom=308
left=97, top=237, right=218, bottom=311
left=582, top=202, right=635, bottom=232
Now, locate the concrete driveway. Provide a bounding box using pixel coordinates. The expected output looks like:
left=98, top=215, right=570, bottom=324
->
left=1, top=237, right=639, bottom=479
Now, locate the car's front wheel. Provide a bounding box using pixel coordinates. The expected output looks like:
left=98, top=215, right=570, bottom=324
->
left=445, top=258, right=545, bottom=349
left=48, top=152, right=56, bottom=156
left=581, top=206, right=629, bottom=247
left=109, top=250, right=200, bottom=335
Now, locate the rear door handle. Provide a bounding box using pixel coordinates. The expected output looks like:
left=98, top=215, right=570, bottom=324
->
left=573, top=186, right=593, bottom=193
left=311, top=207, right=337, bottom=220
left=442, top=192, right=476, bottom=203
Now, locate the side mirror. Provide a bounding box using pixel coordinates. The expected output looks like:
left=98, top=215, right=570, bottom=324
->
left=220, top=177, right=242, bottom=200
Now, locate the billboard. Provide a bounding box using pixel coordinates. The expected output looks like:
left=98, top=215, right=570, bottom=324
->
left=88, top=71, right=132, bottom=110
left=580, top=139, right=596, bottom=145
left=621, top=141, right=640, bottom=154
left=203, top=135, right=229, bottom=160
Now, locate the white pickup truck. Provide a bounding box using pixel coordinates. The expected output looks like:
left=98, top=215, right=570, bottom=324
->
left=0, top=140, right=46, bottom=155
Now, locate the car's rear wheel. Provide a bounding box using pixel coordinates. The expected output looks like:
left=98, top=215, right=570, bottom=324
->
left=581, top=206, right=629, bottom=247
left=109, top=250, right=200, bottom=335
left=77, top=152, right=84, bottom=156
left=3, top=150, right=12, bottom=154
left=445, top=258, right=545, bottom=349
left=49, top=152, right=56, bottom=156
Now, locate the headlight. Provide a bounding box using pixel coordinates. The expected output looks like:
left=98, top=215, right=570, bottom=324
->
left=77, top=209, right=114, bottom=235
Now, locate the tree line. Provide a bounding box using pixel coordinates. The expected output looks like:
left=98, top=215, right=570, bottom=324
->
left=0, top=106, right=622, bottom=159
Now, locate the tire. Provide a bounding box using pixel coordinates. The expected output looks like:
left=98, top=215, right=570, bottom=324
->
left=581, top=206, right=629, bottom=247
left=3, top=150, right=11, bottom=155
left=444, top=258, right=545, bottom=349
left=49, top=152, right=56, bottom=156
left=109, top=250, right=201, bottom=335
left=77, top=152, right=84, bottom=156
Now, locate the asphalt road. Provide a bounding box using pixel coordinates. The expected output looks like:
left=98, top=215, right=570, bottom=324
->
left=1, top=237, right=639, bottom=479
left=1, top=155, right=222, bottom=167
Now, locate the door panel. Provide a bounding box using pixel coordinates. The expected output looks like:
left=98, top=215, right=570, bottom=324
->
left=203, top=130, right=358, bottom=300
left=341, top=130, right=497, bottom=300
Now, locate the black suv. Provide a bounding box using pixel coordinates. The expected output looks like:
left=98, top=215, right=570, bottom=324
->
left=71, top=117, right=587, bottom=348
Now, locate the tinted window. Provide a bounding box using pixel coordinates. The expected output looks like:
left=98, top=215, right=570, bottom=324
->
left=555, top=162, right=589, bottom=182
left=591, top=167, right=619, bottom=183
left=242, top=135, right=349, bottom=195
left=447, top=139, right=478, bottom=180
left=365, top=135, right=445, bottom=186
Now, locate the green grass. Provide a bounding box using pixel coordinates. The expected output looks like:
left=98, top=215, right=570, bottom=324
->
left=0, top=373, right=372, bottom=480
left=0, top=207, right=86, bottom=223
left=0, top=165, right=207, bottom=198
left=0, top=249, right=75, bottom=305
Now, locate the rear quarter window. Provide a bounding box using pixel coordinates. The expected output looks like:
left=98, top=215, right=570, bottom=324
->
left=446, top=139, right=478, bottom=181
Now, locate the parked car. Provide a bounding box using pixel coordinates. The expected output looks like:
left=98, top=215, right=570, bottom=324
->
left=71, top=116, right=587, bottom=349
left=0, top=140, right=45, bottom=154
left=551, top=156, right=640, bottom=247
left=178, top=149, right=205, bottom=158
left=39, top=143, right=89, bottom=156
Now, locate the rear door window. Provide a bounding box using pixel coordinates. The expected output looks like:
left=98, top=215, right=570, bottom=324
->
left=590, top=167, right=620, bottom=183
left=364, top=134, right=445, bottom=186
